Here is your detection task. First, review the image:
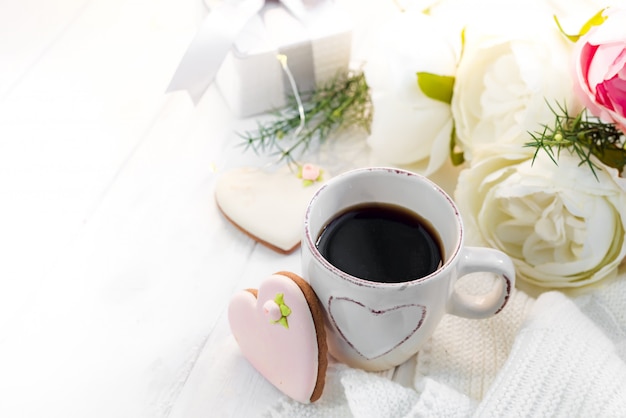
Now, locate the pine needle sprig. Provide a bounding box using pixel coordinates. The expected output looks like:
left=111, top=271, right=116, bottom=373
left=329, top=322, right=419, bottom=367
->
left=238, top=69, right=372, bottom=166
left=525, top=101, right=626, bottom=180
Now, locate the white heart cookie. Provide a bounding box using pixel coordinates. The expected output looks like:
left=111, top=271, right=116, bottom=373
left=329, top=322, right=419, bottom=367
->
left=215, top=165, right=329, bottom=253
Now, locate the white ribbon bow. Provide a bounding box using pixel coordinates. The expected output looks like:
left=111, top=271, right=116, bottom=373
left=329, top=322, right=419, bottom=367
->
left=166, top=0, right=312, bottom=104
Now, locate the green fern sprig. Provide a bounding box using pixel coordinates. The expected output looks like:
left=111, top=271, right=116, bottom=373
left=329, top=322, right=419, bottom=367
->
left=525, top=101, right=626, bottom=180
left=239, top=69, right=372, bottom=166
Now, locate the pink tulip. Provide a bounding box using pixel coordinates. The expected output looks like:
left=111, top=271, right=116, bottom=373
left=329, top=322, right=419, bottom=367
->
left=573, top=8, right=626, bottom=133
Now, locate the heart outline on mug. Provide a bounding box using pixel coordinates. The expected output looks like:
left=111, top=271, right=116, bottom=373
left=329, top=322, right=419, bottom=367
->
left=328, top=296, right=427, bottom=360
left=302, top=167, right=516, bottom=371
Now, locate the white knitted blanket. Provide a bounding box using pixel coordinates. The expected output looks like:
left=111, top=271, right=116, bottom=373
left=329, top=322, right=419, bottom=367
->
left=265, top=271, right=626, bottom=417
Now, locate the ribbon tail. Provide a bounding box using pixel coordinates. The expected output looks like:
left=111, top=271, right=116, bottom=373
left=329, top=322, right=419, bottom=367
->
left=279, top=0, right=308, bottom=20
left=166, top=0, right=264, bottom=104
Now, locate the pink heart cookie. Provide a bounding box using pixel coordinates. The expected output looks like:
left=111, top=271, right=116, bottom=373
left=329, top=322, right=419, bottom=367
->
left=228, top=272, right=328, bottom=403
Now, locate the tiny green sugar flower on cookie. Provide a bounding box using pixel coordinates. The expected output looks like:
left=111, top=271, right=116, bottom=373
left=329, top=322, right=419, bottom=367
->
left=263, top=293, right=292, bottom=329
left=297, top=163, right=323, bottom=187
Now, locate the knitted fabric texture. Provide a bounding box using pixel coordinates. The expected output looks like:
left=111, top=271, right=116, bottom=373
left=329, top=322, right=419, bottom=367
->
left=265, top=272, right=626, bottom=417
left=265, top=363, right=417, bottom=418
left=474, top=290, right=626, bottom=417
left=414, top=278, right=535, bottom=401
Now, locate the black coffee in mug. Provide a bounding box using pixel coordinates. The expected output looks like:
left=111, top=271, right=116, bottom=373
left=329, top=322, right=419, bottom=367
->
left=315, top=202, right=443, bottom=283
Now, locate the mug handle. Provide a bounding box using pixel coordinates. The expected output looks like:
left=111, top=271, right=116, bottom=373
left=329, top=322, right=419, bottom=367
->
left=447, top=247, right=516, bottom=319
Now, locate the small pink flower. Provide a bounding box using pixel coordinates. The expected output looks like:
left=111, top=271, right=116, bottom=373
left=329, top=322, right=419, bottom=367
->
left=573, top=7, right=626, bottom=133
left=263, top=300, right=282, bottom=322
left=301, top=163, right=321, bottom=181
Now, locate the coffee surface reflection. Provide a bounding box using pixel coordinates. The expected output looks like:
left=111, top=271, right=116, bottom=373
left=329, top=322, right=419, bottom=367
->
left=315, top=202, right=443, bottom=283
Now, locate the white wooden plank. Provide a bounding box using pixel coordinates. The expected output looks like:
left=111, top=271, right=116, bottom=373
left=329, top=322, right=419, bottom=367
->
left=0, top=0, right=90, bottom=98
left=168, top=246, right=303, bottom=418
left=0, top=1, right=452, bottom=417
left=0, top=0, right=221, bottom=416
left=0, top=0, right=203, bottom=329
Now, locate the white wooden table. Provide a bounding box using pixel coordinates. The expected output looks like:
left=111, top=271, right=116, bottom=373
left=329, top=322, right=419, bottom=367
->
left=0, top=1, right=441, bottom=416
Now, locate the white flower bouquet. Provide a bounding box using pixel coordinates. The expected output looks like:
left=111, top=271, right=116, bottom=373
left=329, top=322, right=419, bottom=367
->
left=365, top=0, right=626, bottom=290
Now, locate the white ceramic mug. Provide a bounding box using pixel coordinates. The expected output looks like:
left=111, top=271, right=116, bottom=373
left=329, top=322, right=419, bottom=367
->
left=301, top=167, right=515, bottom=371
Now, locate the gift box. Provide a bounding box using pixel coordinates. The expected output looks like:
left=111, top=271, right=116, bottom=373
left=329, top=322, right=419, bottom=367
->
left=214, top=1, right=352, bottom=118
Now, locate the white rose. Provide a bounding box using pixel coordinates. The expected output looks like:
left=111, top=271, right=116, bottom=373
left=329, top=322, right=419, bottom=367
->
left=364, top=8, right=458, bottom=175
left=454, top=145, right=626, bottom=289
left=451, top=18, right=580, bottom=160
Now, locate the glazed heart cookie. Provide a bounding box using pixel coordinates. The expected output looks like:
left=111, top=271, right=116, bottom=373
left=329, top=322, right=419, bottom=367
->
left=228, top=271, right=328, bottom=403
left=215, top=164, right=329, bottom=254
